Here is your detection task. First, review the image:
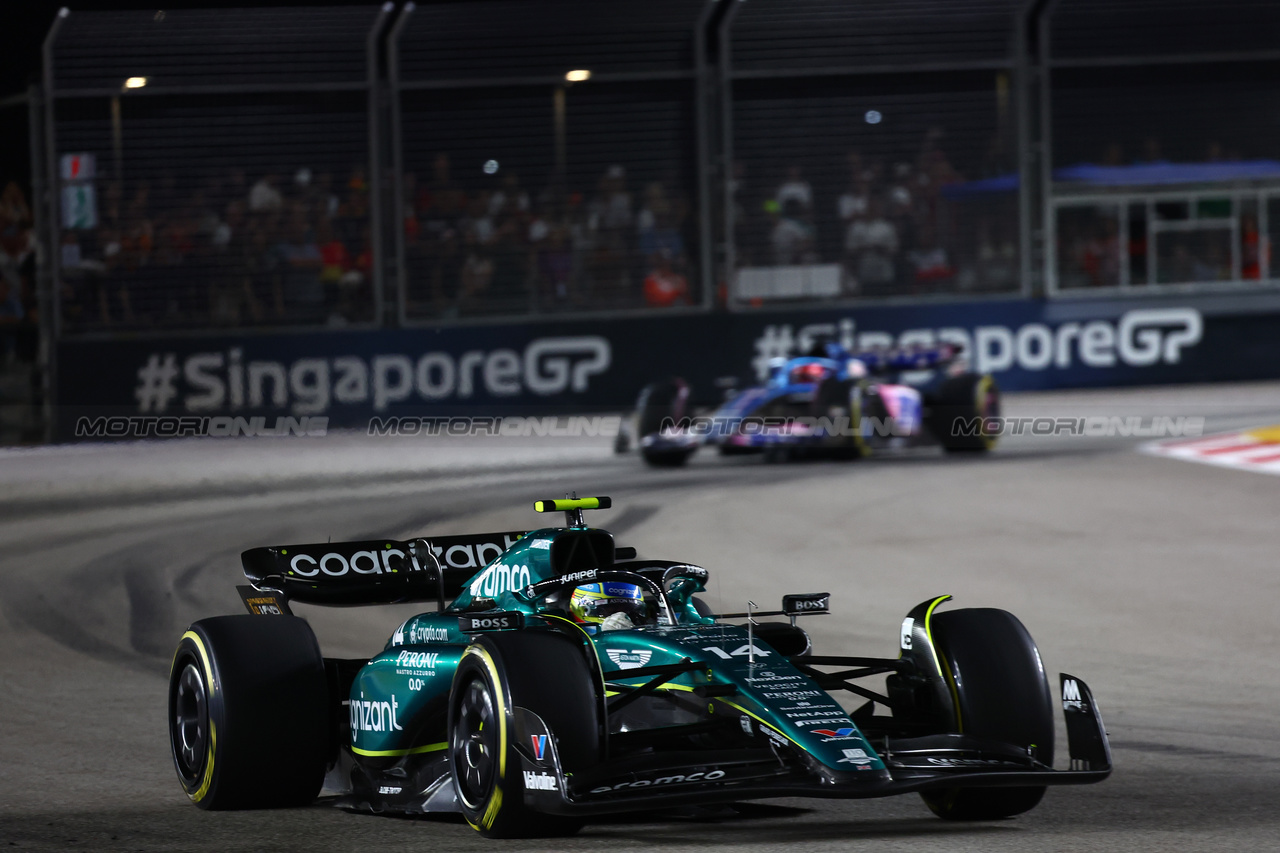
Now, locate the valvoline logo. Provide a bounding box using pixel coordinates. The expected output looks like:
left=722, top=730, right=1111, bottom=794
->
left=531, top=734, right=548, bottom=761
left=813, top=728, right=855, bottom=738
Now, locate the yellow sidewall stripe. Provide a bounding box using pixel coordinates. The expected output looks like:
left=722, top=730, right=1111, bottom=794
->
left=461, top=645, right=508, bottom=831
left=180, top=631, right=218, bottom=803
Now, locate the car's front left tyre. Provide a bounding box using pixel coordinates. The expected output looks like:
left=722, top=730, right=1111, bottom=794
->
left=168, top=615, right=328, bottom=809
left=448, top=631, right=599, bottom=838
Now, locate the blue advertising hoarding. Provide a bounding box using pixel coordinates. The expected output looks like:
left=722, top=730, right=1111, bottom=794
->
left=55, top=293, right=1280, bottom=439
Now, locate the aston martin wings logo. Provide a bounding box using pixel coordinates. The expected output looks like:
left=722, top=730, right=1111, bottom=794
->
left=606, top=649, right=652, bottom=670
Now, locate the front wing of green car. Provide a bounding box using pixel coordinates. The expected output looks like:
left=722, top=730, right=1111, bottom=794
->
left=502, top=625, right=1111, bottom=816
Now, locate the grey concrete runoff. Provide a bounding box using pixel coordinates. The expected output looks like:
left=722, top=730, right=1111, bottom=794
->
left=2, top=382, right=1278, bottom=852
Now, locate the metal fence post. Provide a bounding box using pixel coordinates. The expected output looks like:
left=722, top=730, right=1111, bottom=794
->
left=367, top=2, right=394, bottom=327
left=41, top=9, right=68, bottom=439
left=1015, top=3, right=1033, bottom=297
left=1038, top=0, right=1059, bottom=296
left=718, top=0, right=744, bottom=307
left=42, top=8, right=68, bottom=345
left=694, top=0, right=719, bottom=309
left=26, top=84, right=54, bottom=443
left=388, top=2, right=415, bottom=328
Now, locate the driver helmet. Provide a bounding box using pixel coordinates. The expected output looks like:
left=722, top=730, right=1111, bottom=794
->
left=569, top=582, right=645, bottom=633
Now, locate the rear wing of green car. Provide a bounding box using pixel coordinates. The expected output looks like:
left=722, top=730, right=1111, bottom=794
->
left=238, top=528, right=640, bottom=612
left=239, top=530, right=528, bottom=610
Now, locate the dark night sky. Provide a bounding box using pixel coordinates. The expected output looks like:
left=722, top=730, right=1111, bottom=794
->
left=0, top=1, right=358, bottom=191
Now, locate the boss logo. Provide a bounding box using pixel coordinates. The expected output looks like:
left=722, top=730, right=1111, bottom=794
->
left=782, top=593, right=830, bottom=615
left=459, top=612, right=524, bottom=632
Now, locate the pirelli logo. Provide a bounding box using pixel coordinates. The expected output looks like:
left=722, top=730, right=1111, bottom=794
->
left=237, top=585, right=292, bottom=616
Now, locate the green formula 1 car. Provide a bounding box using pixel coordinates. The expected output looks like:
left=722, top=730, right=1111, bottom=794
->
left=167, top=497, right=1110, bottom=837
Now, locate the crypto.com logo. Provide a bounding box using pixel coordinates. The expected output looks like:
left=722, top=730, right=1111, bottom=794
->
left=134, top=336, right=612, bottom=413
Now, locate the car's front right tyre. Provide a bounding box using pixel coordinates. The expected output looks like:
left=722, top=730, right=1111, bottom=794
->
left=918, top=608, right=1054, bottom=820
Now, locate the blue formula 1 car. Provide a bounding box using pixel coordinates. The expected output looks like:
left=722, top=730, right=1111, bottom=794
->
left=623, top=341, right=1001, bottom=467
left=167, top=497, right=1110, bottom=838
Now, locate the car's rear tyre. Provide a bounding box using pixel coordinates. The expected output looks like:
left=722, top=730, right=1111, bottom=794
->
left=919, top=608, right=1054, bottom=820
left=449, top=631, right=599, bottom=837
left=636, top=378, right=696, bottom=468
left=168, top=615, right=328, bottom=810
left=642, top=447, right=696, bottom=467
left=812, top=377, right=872, bottom=459
left=928, top=374, right=1000, bottom=453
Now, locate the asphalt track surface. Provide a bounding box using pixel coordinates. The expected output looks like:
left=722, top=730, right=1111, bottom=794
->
left=2, top=382, right=1279, bottom=852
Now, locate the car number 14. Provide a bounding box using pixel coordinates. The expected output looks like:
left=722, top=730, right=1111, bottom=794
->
left=701, top=644, right=771, bottom=660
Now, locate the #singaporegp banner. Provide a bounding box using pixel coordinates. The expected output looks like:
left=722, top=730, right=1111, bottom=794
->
left=55, top=294, right=1280, bottom=438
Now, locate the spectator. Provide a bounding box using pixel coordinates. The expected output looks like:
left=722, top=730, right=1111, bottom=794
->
left=488, top=173, right=530, bottom=218
left=248, top=174, right=283, bottom=212
left=905, top=224, right=955, bottom=291
left=845, top=197, right=898, bottom=292
left=771, top=199, right=815, bottom=266
left=1137, top=137, right=1165, bottom=165
left=643, top=249, right=690, bottom=308
left=529, top=194, right=573, bottom=304
left=457, top=229, right=494, bottom=316
left=1242, top=212, right=1262, bottom=279
left=837, top=172, right=871, bottom=226
left=588, top=165, right=634, bottom=302
left=637, top=183, right=685, bottom=264
left=775, top=165, right=813, bottom=213
left=486, top=207, right=530, bottom=310
left=275, top=212, right=325, bottom=323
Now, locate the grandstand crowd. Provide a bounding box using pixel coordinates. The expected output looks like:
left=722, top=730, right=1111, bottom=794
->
left=0, top=182, right=37, bottom=364
left=55, top=154, right=704, bottom=331
left=733, top=128, right=1018, bottom=297
left=53, top=129, right=1017, bottom=330
left=62, top=125, right=1280, bottom=328
left=59, top=166, right=377, bottom=331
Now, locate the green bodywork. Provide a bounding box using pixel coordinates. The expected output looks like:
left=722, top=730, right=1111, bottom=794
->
left=348, top=526, right=885, bottom=773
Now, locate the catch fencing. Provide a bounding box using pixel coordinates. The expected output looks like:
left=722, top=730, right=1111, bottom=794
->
left=32, top=0, right=1280, bottom=343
